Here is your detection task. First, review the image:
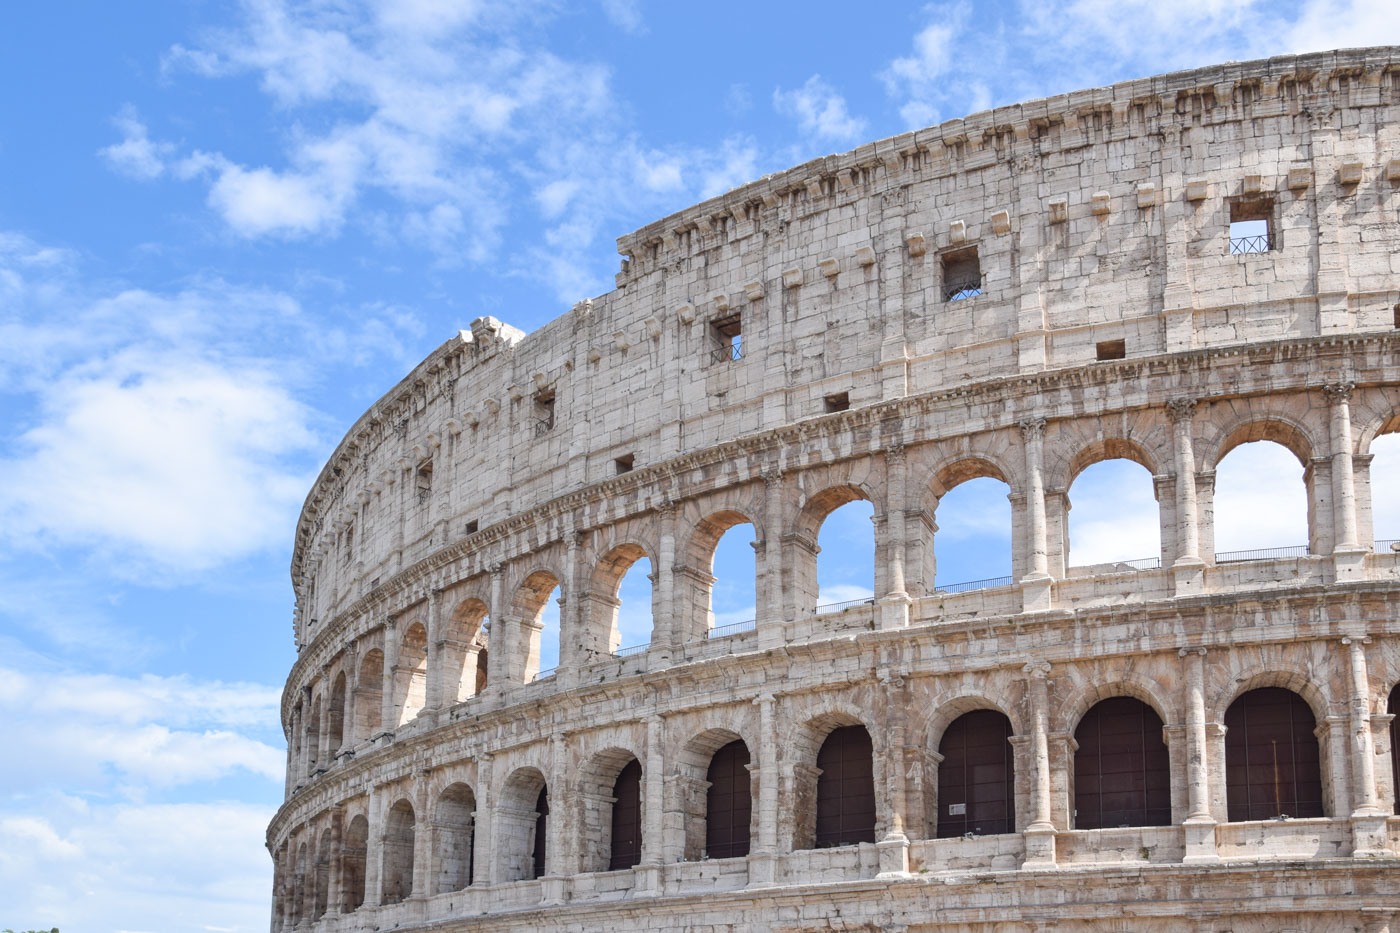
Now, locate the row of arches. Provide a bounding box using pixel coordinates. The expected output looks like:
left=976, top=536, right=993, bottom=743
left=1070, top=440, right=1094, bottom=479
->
left=277, top=679, right=1396, bottom=924
left=289, top=401, right=1400, bottom=788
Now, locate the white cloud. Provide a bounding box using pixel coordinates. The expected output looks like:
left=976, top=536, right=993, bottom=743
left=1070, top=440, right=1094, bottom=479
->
left=1066, top=459, right=1162, bottom=566
left=207, top=164, right=348, bottom=237
left=600, top=0, right=645, bottom=34
left=1285, top=0, right=1400, bottom=53
left=99, top=109, right=172, bottom=180
left=773, top=75, right=867, bottom=143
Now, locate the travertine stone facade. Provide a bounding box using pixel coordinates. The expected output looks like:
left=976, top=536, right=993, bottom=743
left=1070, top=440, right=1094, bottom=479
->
left=270, top=49, right=1400, bottom=933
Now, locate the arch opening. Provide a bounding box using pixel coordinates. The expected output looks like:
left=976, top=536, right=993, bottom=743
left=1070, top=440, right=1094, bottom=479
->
left=395, top=622, right=428, bottom=725
left=702, top=514, right=756, bottom=638
left=814, top=497, right=875, bottom=610
left=341, top=814, right=368, bottom=913
left=590, top=543, right=654, bottom=656
left=1213, top=440, right=1309, bottom=559
left=313, top=827, right=331, bottom=919
left=936, top=709, right=1015, bottom=837
left=354, top=648, right=384, bottom=743
left=514, top=571, right=561, bottom=682
left=1369, top=432, right=1400, bottom=549
left=1390, top=684, right=1400, bottom=816
left=434, top=782, right=476, bottom=894
left=497, top=767, right=548, bottom=883
left=933, top=476, right=1013, bottom=590
left=813, top=724, right=876, bottom=848
left=1224, top=687, right=1323, bottom=821
left=609, top=758, right=643, bottom=871
left=532, top=787, right=549, bottom=879
left=327, top=673, right=346, bottom=754
left=444, top=598, right=489, bottom=704
left=380, top=799, right=416, bottom=905
left=1066, top=459, right=1162, bottom=570
left=705, top=739, right=752, bottom=859
left=1072, top=697, right=1171, bottom=829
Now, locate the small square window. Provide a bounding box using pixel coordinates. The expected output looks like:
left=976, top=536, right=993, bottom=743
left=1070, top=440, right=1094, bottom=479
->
left=533, top=388, right=556, bottom=437
left=710, top=314, right=742, bottom=363
left=614, top=454, right=635, bottom=474
left=1096, top=338, right=1126, bottom=361
left=824, top=392, right=850, bottom=413
left=941, top=247, right=982, bottom=301
left=1393, top=303, right=1400, bottom=329
left=1229, top=198, right=1274, bottom=253
left=464, top=520, right=479, bottom=535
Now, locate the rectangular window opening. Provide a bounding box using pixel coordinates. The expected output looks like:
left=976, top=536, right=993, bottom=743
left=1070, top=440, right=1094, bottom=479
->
left=710, top=314, right=743, bottom=364
left=415, top=460, right=433, bottom=503
left=941, top=247, right=982, bottom=301
left=1229, top=198, right=1274, bottom=254
left=824, top=391, right=850, bottom=413
left=464, top=519, right=479, bottom=535
left=533, top=388, right=556, bottom=437
left=1393, top=303, right=1400, bottom=329
left=614, top=453, right=635, bottom=475
left=1096, top=338, right=1126, bottom=361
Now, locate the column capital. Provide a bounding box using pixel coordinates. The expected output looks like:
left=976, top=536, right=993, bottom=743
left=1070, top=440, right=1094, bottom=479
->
left=760, top=467, right=784, bottom=488
left=1178, top=646, right=1207, bottom=658
left=1166, top=397, right=1198, bottom=422
left=488, top=562, right=505, bottom=578
left=1018, top=417, right=1047, bottom=440
left=1022, top=659, right=1051, bottom=679
left=883, top=442, right=906, bottom=464
left=1341, top=634, right=1373, bottom=647
left=1322, top=381, right=1355, bottom=404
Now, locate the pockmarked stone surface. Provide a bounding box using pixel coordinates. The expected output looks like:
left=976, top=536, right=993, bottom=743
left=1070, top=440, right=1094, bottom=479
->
left=270, top=47, right=1400, bottom=933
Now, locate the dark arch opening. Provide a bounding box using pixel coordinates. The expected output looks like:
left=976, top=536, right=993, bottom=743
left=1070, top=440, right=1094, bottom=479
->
left=608, top=759, right=643, bottom=870
left=532, top=787, right=549, bottom=879
left=1073, top=697, right=1171, bottom=828
left=1390, top=685, right=1400, bottom=816
left=380, top=799, right=415, bottom=904
left=1224, top=687, right=1323, bottom=821
left=936, top=709, right=1014, bottom=837
left=705, top=740, right=752, bottom=859
left=814, top=724, right=876, bottom=848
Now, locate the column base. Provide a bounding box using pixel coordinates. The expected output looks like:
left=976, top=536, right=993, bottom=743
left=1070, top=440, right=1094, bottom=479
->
left=1334, top=546, right=1370, bottom=582
left=878, top=594, right=913, bottom=631
left=539, top=874, right=567, bottom=905
left=1021, top=824, right=1057, bottom=869
left=1020, top=574, right=1054, bottom=613
left=1172, top=558, right=1206, bottom=597
left=1351, top=812, right=1394, bottom=857
left=633, top=863, right=662, bottom=897
left=1182, top=816, right=1220, bottom=863
left=746, top=851, right=777, bottom=887
left=875, top=832, right=911, bottom=878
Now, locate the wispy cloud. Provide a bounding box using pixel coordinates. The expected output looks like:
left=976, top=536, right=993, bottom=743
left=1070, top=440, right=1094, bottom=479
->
left=773, top=75, right=867, bottom=145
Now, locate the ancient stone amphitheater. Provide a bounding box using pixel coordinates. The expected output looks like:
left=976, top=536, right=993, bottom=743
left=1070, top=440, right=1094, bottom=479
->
left=270, top=48, right=1400, bottom=933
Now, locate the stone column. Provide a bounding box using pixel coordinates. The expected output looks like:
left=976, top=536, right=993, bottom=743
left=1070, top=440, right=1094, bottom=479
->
left=411, top=775, right=431, bottom=898
left=748, top=692, right=779, bottom=886
left=1169, top=400, right=1207, bottom=594
left=1326, top=383, right=1368, bottom=580
left=1180, top=647, right=1219, bottom=862
left=485, top=565, right=509, bottom=692
left=1343, top=635, right=1391, bottom=855
left=539, top=732, right=568, bottom=905
left=1019, top=420, right=1054, bottom=611
left=654, top=502, right=678, bottom=660
left=757, top=468, right=787, bottom=649
left=380, top=618, right=400, bottom=735
left=637, top=714, right=664, bottom=895
left=879, top=445, right=913, bottom=629
left=1022, top=660, right=1056, bottom=867
left=471, top=753, right=493, bottom=886
left=876, top=672, right=911, bottom=877
left=364, top=788, right=383, bottom=905
left=557, top=528, right=584, bottom=683
left=424, top=588, right=443, bottom=714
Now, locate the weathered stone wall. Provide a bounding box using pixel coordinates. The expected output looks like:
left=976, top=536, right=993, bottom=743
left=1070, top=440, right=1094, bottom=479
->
left=271, top=48, right=1400, bottom=933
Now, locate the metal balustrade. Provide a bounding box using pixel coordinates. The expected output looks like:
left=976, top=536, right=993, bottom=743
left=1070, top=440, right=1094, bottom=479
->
left=1376, top=539, right=1400, bottom=553
left=1229, top=232, right=1273, bottom=254
left=937, top=575, right=1014, bottom=593
left=708, top=618, right=756, bottom=639
left=943, top=280, right=983, bottom=301
left=1214, top=544, right=1309, bottom=563
left=613, top=642, right=649, bottom=658
left=529, top=667, right=556, bottom=683
left=814, top=597, right=875, bottom=613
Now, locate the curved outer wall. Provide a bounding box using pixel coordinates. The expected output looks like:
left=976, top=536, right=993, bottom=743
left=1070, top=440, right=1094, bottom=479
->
left=272, top=48, right=1400, bottom=933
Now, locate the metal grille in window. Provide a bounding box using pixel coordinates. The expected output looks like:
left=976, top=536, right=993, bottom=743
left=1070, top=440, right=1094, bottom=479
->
left=533, top=415, right=555, bottom=437
left=710, top=341, right=744, bottom=364
left=1229, top=231, right=1274, bottom=254
left=943, top=279, right=983, bottom=301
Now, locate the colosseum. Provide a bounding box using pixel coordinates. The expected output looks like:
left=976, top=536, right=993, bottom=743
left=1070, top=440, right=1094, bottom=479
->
left=269, top=47, right=1400, bottom=933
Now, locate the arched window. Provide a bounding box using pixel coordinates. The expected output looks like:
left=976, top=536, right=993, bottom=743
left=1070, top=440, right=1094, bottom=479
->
left=381, top=799, right=416, bottom=904
left=443, top=600, right=488, bottom=704
left=327, top=673, right=346, bottom=753
left=292, top=842, right=308, bottom=925
left=1224, top=687, right=1323, bottom=821
left=341, top=815, right=368, bottom=912
left=1214, top=440, right=1308, bottom=557
left=613, top=554, right=654, bottom=654
left=313, top=827, right=332, bottom=918
left=709, top=519, right=756, bottom=634
left=355, top=648, right=383, bottom=743
left=1067, top=459, right=1161, bottom=568
left=515, top=571, right=561, bottom=682
left=1389, top=685, right=1399, bottom=816
left=936, top=710, right=1014, bottom=837
left=532, top=787, right=549, bottom=879
left=933, top=475, right=1012, bottom=590
left=305, top=700, right=321, bottom=775
left=396, top=623, right=428, bottom=725
left=1073, top=697, right=1171, bottom=828
left=608, top=759, right=643, bottom=870
left=813, top=494, right=875, bottom=611
left=474, top=645, right=489, bottom=694
left=705, top=740, right=752, bottom=859
left=814, top=725, right=876, bottom=847
left=497, top=768, right=548, bottom=882
left=1371, top=432, right=1400, bottom=547
left=434, top=783, right=475, bottom=894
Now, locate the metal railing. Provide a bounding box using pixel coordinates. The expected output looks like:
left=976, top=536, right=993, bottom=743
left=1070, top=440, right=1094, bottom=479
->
left=533, top=417, right=554, bottom=438
left=1376, top=539, right=1400, bottom=553
left=937, top=574, right=1014, bottom=594
left=709, top=342, right=743, bottom=364
left=529, top=667, right=556, bottom=683
left=613, top=642, right=649, bottom=658
left=943, top=280, right=983, bottom=301
left=708, top=618, right=756, bottom=639
left=1108, top=556, right=1162, bottom=572
left=1215, top=544, right=1309, bottom=563
left=1229, top=232, right=1273, bottom=254
left=815, top=597, right=875, bottom=614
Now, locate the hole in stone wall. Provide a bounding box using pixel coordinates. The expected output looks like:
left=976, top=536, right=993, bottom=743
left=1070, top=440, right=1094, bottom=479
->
left=710, top=313, right=742, bottom=363
left=1393, top=303, right=1400, bottom=329
left=464, top=519, right=478, bottom=535
left=615, top=453, right=635, bottom=475
left=941, top=247, right=982, bottom=301
left=1095, top=339, right=1126, bottom=361
left=533, top=388, right=555, bottom=436
left=824, top=392, right=850, bottom=413
left=1229, top=197, right=1274, bottom=253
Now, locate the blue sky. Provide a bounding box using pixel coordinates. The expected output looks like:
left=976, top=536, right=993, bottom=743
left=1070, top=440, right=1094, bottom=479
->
left=3, top=2, right=1400, bottom=931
